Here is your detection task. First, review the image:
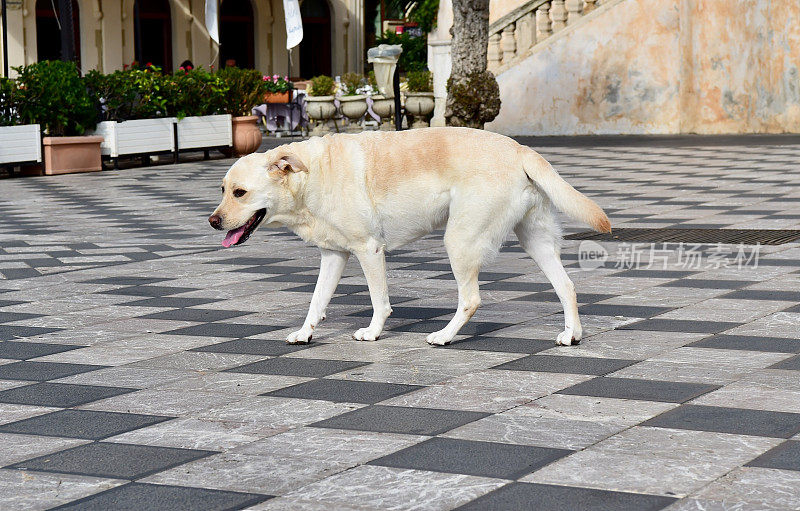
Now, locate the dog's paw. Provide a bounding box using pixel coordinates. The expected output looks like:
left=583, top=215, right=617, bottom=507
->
left=352, top=327, right=380, bottom=341
left=555, top=328, right=581, bottom=346
left=426, top=330, right=453, bottom=346
left=286, top=328, right=313, bottom=344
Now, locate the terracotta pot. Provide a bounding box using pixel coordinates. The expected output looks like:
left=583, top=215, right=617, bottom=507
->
left=404, top=92, right=435, bottom=128
left=42, top=135, right=103, bottom=175
left=231, top=115, right=261, bottom=157
left=305, top=95, right=336, bottom=135
left=264, top=91, right=292, bottom=104
left=370, top=95, right=395, bottom=131
left=339, top=95, right=367, bottom=132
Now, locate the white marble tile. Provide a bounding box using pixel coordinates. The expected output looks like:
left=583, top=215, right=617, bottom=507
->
left=0, top=470, right=124, bottom=511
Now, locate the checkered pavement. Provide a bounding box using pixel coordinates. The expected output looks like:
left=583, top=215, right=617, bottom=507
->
left=0, top=138, right=799, bottom=510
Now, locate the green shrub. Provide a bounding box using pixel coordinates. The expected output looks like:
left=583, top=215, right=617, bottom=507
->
left=0, top=77, right=16, bottom=126
left=171, top=67, right=227, bottom=118
left=125, top=64, right=176, bottom=119
left=406, top=70, right=432, bottom=92
left=84, top=69, right=137, bottom=122
left=375, top=30, right=428, bottom=73
left=309, top=75, right=335, bottom=96
left=216, top=67, right=268, bottom=116
left=341, top=72, right=364, bottom=96
left=14, top=60, right=97, bottom=136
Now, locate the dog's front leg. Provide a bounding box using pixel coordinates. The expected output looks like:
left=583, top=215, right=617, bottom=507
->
left=353, top=241, right=392, bottom=341
left=286, top=248, right=349, bottom=344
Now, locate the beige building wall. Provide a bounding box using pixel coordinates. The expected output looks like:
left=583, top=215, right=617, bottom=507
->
left=487, top=0, right=800, bottom=135
left=1, top=0, right=365, bottom=76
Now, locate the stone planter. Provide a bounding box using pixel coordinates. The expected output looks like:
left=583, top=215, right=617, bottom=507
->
left=0, top=124, right=42, bottom=165
left=42, top=135, right=103, bottom=175
left=339, top=95, right=368, bottom=132
left=370, top=95, right=395, bottom=131
left=404, top=92, right=436, bottom=128
left=305, top=95, right=336, bottom=136
left=231, top=116, right=262, bottom=156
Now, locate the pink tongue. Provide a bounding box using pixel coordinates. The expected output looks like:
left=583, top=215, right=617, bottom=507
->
left=222, top=226, right=247, bottom=248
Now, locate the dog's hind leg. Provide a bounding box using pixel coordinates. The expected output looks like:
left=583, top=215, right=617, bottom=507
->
left=514, top=208, right=582, bottom=346
left=353, top=240, right=392, bottom=341
left=426, top=226, right=486, bottom=346
left=287, top=248, right=349, bottom=344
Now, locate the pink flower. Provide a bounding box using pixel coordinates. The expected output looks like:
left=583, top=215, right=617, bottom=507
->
left=146, top=62, right=153, bottom=67
left=263, top=76, right=268, bottom=81
left=178, top=66, right=185, bottom=71
left=284, top=76, right=289, bottom=81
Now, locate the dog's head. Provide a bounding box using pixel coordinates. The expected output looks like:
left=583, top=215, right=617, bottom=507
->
left=208, top=148, right=309, bottom=247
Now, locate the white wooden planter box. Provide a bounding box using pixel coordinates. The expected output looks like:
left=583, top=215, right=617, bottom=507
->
left=90, top=118, right=177, bottom=158
left=0, top=124, right=42, bottom=164
left=176, top=114, right=232, bottom=150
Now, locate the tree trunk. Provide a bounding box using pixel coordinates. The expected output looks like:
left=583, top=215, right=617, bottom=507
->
left=445, top=0, right=501, bottom=128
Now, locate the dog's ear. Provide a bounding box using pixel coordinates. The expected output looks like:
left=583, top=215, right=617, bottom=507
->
left=268, top=152, right=308, bottom=179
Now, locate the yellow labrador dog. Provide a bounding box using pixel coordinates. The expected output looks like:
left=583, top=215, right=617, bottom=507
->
left=209, top=127, right=610, bottom=346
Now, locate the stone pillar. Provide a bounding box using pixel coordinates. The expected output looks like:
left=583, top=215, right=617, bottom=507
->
left=428, top=40, right=452, bottom=127
left=536, top=2, right=552, bottom=41
left=550, top=0, right=567, bottom=32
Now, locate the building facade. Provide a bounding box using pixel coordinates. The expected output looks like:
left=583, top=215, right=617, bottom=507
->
left=1, top=0, right=371, bottom=77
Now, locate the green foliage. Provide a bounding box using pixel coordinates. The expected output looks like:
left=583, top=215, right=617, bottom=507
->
left=409, top=0, right=439, bottom=33
left=406, top=70, right=432, bottom=92
left=216, top=67, right=268, bottom=116
left=309, top=75, right=335, bottom=96
left=125, top=64, right=177, bottom=120
left=84, top=69, right=138, bottom=122
left=341, top=72, right=364, bottom=96
left=171, top=67, right=228, bottom=119
left=13, top=60, right=97, bottom=136
left=446, top=71, right=501, bottom=129
left=0, top=77, right=16, bottom=126
left=375, top=30, right=428, bottom=73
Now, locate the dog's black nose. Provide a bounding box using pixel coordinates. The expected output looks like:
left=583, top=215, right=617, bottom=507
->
left=209, top=215, right=222, bottom=230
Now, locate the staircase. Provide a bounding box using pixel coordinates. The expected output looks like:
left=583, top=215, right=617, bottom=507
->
left=487, top=0, right=614, bottom=73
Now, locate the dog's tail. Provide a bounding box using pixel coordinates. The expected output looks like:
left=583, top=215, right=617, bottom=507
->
left=520, top=147, right=611, bottom=233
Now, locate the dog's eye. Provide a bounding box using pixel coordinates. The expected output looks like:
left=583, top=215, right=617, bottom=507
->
left=233, top=189, right=247, bottom=198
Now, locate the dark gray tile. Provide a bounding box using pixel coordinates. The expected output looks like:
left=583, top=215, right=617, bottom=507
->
left=720, top=290, right=800, bottom=301
left=82, top=277, right=170, bottom=285
left=6, top=442, right=215, bottom=479
left=441, top=337, right=553, bottom=354
left=578, top=304, right=673, bottom=318
left=50, top=482, right=271, bottom=511
left=191, top=338, right=317, bottom=356
left=480, top=282, right=552, bottom=292
left=368, top=437, right=571, bottom=479
left=224, top=357, right=368, bottom=377
left=328, top=294, right=415, bottom=306
left=557, top=377, right=719, bottom=403
left=394, top=320, right=512, bottom=336
left=164, top=323, right=286, bottom=338
left=512, top=292, right=616, bottom=304
left=0, top=325, right=61, bottom=341
left=745, top=440, right=800, bottom=471
left=642, top=405, right=800, bottom=438
left=0, top=382, right=137, bottom=407
left=99, top=286, right=199, bottom=297
left=0, top=409, right=173, bottom=440
left=206, top=256, right=288, bottom=265
left=231, top=265, right=315, bottom=274
left=285, top=284, right=369, bottom=295
left=0, top=341, right=85, bottom=360
left=660, top=279, right=753, bottom=289
left=619, top=319, right=740, bottom=334
left=310, top=405, right=488, bottom=435
left=687, top=335, right=800, bottom=353
left=259, top=273, right=320, bottom=283
left=768, top=354, right=800, bottom=371
left=430, top=272, right=524, bottom=281
left=612, top=270, right=698, bottom=279
left=783, top=304, right=800, bottom=313
left=263, top=379, right=422, bottom=404
left=349, top=307, right=452, bottom=320
left=454, top=482, right=676, bottom=511
left=0, top=312, right=45, bottom=324
left=119, top=297, right=221, bottom=308
left=137, top=309, right=252, bottom=322
left=494, top=355, right=638, bottom=375
left=0, top=361, right=106, bottom=381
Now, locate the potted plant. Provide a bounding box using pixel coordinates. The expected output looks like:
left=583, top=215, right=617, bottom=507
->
left=339, top=72, right=367, bottom=132
left=216, top=66, right=267, bottom=156
left=403, top=70, right=435, bottom=129
left=85, top=65, right=177, bottom=166
left=305, top=75, right=336, bottom=136
left=14, top=61, right=102, bottom=175
left=263, top=74, right=293, bottom=104
left=0, top=76, right=42, bottom=166
left=174, top=67, right=232, bottom=155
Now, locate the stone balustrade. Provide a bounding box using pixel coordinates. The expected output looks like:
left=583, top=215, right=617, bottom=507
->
left=488, top=0, right=606, bottom=71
